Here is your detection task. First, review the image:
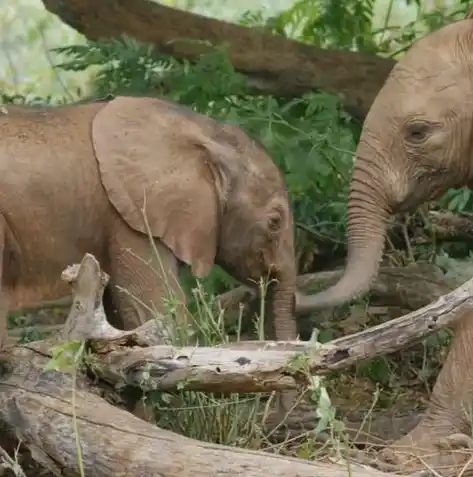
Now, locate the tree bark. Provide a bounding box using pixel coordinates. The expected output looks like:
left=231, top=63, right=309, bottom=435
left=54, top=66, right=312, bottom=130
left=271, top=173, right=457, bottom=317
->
left=98, top=272, right=471, bottom=392
left=8, top=255, right=465, bottom=396
left=0, top=347, right=403, bottom=477
left=41, top=0, right=396, bottom=121
left=1, top=344, right=399, bottom=477
left=400, top=209, right=473, bottom=244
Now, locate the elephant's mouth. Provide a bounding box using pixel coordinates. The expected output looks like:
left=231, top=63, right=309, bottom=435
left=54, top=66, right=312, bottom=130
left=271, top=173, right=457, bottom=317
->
left=396, top=170, right=453, bottom=214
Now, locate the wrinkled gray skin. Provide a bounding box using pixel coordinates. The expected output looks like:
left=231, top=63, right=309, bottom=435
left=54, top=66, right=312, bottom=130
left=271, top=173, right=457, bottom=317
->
left=0, top=95, right=298, bottom=350
left=298, top=18, right=473, bottom=474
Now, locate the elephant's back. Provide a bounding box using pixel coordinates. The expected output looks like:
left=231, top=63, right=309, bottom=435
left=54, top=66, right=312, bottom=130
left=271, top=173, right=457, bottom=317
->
left=0, top=101, right=104, bottom=185
left=0, top=102, right=111, bottom=303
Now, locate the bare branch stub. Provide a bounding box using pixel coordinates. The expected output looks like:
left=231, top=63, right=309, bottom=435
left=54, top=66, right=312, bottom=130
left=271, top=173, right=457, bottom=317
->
left=58, top=253, right=170, bottom=346
left=59, top=253, right=122, bottom=341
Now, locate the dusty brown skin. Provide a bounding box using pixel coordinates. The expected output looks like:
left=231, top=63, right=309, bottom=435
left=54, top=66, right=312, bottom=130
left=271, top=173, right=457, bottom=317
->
left=296, top=18, right=473, bottom=474
left=0, top=96, right=297, bottom=347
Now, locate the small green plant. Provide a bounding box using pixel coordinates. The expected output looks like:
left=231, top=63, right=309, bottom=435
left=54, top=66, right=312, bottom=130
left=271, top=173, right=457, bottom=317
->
left=45, top=340, right=88, bottom=477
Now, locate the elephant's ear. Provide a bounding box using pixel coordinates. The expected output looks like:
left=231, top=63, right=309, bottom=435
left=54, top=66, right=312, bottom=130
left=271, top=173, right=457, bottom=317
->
left=91, top=96, right=228, bottom=277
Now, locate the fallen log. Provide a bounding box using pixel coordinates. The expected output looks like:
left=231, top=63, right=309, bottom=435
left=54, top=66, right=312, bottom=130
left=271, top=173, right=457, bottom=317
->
left=296, top=262, right=453, bottom=309
left=0, top=254, right=405, bottom=477
left=96, top=271, right=472, bottom=394
left=41, top=0, right=396, bottom=121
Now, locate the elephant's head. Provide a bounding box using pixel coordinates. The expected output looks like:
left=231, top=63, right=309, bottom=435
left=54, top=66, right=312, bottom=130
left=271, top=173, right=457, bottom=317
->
left=214, top=127, right=298, bottom=341
left=297, top=18, right=473, bottom=313
left=92, top=96, right=298, bottom=341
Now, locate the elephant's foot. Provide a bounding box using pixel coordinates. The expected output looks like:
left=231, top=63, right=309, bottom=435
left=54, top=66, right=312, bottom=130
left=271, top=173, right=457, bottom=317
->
left=380, top=417, right=473, bottom=476
left=380, top=310, right=473, bottom=475
left=264, top=388, right=316, bottom=434
left=275, top=389, right=303, bottom=418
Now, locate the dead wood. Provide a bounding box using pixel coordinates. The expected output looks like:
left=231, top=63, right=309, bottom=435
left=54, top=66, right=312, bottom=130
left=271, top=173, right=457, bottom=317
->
left=403, top=209, right=473, bottom=244
left=1, top=345, right=402, bottom=477
left=0, top=253, right=405, bottom=477
left=41, top=0, right=396, bottom=121
left=22, top=255, right=461, bottom=399
left=98, top=274, right=472, bottom=394
left=297, top=262, right=453, bottom=309
left=12, top=261, right=452, bottom=345
left=1, top=252, right=469, bottom=475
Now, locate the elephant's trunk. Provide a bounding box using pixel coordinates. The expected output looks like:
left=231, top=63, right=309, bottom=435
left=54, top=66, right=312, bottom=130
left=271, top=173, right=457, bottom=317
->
left=266, top=225, right=298, bottom=341
left=297, top=163, right=391, bottom=313
left=267, top=271, right=298, bottom=341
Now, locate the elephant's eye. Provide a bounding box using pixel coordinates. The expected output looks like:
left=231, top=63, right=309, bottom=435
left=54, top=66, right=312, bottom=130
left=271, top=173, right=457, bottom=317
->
left=268, top=214, right=282, bottom=233
left=405, top=121, right=431, bottom=144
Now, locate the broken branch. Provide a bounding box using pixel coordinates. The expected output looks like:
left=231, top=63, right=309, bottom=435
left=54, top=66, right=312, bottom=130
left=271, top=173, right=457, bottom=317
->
left=93, top=274, right=473, bottom=392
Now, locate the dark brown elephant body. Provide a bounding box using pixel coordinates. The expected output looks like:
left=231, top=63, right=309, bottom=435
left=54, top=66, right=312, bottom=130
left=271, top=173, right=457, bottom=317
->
left=295, top=17, right=473, bottom=474
left=0, top=96, right=298, bottom=347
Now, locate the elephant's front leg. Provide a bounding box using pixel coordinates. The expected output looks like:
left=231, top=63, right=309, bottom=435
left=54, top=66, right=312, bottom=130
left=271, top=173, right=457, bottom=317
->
left=107, top=217, right=192, bottom=423
left=107, top=216, right=189, bottom=339
left=381, top=310, right=473, bottom=475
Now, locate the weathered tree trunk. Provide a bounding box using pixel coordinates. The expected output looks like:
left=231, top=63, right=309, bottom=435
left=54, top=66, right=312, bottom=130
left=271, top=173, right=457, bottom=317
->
left=41, top=0, right=396, bottom=121
left=0, top=347, right=407, bottom=477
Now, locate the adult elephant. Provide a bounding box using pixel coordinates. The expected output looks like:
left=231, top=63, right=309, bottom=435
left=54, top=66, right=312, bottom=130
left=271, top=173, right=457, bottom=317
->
left=297, top=17, right=473, bottom=475
left=0, top=95, right=298, bottom=352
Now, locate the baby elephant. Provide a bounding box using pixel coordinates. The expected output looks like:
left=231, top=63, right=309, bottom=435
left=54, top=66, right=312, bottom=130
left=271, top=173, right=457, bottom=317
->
left=0, top=95, right=298, bottom=346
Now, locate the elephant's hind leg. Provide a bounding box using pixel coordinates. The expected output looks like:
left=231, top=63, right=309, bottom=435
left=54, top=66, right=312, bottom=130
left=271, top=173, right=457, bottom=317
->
left=107, top=215, right=188, bottom=336
left=381, top=310, right=473, bottom=475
